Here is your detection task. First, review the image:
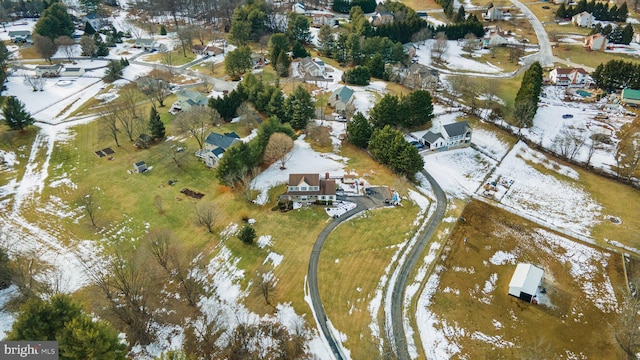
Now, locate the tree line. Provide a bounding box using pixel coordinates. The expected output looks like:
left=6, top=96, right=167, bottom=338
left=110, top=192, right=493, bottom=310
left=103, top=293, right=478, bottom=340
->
left=589, top=23, right=635, bottom=45
left=347, top=91, right=434, bottom=177
left=556, top=0, right=628, bottom=22
left=592, top=59, right=640, bottom=91
left=513, top=61, right=543, bottom=130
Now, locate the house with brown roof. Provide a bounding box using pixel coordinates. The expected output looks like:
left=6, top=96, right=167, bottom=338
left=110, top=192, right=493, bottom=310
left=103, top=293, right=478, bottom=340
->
left=584, top=33, right=608, bottom=51
left=549, top=67, right=590, bottom=86
left=280, top=173, right=337, bottom=204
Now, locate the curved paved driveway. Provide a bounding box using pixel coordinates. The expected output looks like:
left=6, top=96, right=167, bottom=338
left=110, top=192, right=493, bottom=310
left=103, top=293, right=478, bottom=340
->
left=391, top=169, right=447, bottom=360
left=511, top=0, right=554, bottom=68
left=307, top=195, right=380, bottom=359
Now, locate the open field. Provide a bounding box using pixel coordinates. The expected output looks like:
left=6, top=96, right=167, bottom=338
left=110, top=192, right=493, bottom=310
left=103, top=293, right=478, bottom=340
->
left=419, top=200, right=626, bottom=358
left=399, top=0, right=443, bottom=11
left=553, top=44, right=640, bottom=68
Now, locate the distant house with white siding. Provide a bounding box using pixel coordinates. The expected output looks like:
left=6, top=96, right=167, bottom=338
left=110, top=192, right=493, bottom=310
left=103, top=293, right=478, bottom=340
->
left=8, top=30, right=31, bottom=43
left=279, top=173, right=337, bottom=204
left=329, top=86, right=355, bottom=114
left=420, top=121, right=472, bottom=150
left=35, top=64, right=63, bottom=77
left=508, top=263, right=544, bottom=303
left=312, top=14, right=337, bottom=27
left=584, top=33, right=608, bottom=51
left=549, top=67, right=589, bottom=86
left=572, top=11, right=595, bottom=28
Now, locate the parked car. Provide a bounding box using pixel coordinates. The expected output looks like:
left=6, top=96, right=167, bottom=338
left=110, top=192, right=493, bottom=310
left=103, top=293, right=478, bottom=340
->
left=410, top=140, right=425, bottom=149
left=562, top=114, right=574, bottom=119
left=335, top=115, right=347, bottom=122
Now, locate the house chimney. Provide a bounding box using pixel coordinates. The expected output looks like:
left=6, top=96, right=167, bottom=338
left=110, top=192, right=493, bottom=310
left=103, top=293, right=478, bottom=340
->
left=325, top=172, right=329, bottom=180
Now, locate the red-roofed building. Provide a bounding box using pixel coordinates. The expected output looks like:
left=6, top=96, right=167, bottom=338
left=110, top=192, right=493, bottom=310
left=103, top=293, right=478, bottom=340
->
left=549, top=67, right=590, bottom=86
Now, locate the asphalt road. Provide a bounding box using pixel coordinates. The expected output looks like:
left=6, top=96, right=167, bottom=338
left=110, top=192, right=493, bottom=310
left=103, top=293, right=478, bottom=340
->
left=510, top=0, right=554, bottom=68
left=307, top=193, right=383, bottom=360
left=390, top=169, right=447, bottom=360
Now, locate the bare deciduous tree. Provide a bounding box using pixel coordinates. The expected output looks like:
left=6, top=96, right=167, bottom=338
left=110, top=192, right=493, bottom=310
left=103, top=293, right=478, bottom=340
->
left=154, top=194, right=164, bottom=214
left=615, top=123, right=640, bottom=180
left=137, top=76, right=172, bottom=108
left=77, top=189, right=99, bottom=227
left=79, top=35, right=97, bottom=58
left=586, top=132, right=607, bottom=166
left=615, top=281, right=640, bottom=360
left=33, top=34, right=57, bottom=63
left=99, top=105, right=121, bottom=147
left=553, top=125, right=587, bottom=160
left=431, top=32, right=449, bottom=63
left=23, top=75, right=44, bottom=92
left=174, top=106, right=215, bottom=149
left=257, top=269, right=276, bottom=305
left=264, top=132, right=294, bottom=169
left=177, top=26, right=196, bottom=57
left=86, top=250, right=154, bottom=345
left=54, top=36, right=76, bottom=62
left=195, top=203, right=216, bottom=233
left=167, top=142, right=189, bottom=168
left=461, top=33, right=478, bottom=55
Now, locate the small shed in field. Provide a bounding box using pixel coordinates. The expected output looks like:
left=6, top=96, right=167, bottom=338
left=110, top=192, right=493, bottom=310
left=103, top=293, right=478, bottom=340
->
left=133, top=161, right=148, bottom=173
left=508, top=263, right=543, bottom=303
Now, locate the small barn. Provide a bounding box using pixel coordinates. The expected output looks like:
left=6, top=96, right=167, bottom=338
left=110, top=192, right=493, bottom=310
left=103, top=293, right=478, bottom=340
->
left=508, top=263, right=544, bottom=303
left=133, top=161, right=148, bottom=173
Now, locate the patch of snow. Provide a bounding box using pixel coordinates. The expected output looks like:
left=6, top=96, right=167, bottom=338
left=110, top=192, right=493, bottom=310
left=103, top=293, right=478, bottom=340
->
left=256, top=235, right=273, bottom=249
left=489, top=251, right=517, bottom=265
left=263, top=252, right=284, bottom=268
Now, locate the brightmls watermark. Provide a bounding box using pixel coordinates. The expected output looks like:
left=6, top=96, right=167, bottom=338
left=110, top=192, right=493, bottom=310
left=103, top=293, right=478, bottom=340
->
left=1, top=341, right=58, bottom=359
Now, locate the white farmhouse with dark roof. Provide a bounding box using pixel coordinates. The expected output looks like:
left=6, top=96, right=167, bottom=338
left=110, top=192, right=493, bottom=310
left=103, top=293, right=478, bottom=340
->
left=420, top=121, right=472, bottom=150
left=280, top=173, right=336, bottom=204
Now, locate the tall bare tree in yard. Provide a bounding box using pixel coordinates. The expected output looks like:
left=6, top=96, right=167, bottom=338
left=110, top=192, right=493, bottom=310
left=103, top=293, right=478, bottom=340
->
left=33, top=34, right=57, bottom=63
left=99, top=106, right=121, bottom=146
left=23, top=75, right=44, bottom=92
left=77, top=189, right=99, bottom=227
left=431, top=32, right=449, bottom=64
left=161, top=47, right=176, bottom=75
left=195, top=203, right=217, bottom=233
left=177, top=26, right=196, bottom=57
left=167, top=142, right=189, bottom=168
left=86, top=250, right=155, bottom=345
left=264, top=132, right=293, bottom=169
left=615, top=281, right=640, bottom=359
left=54, top=36, right=75, bottom=62
left=553, top=125, right=587, bottom=160
left=137, top=77, right=171, bottom=108
left=174, top=106, right=215, bottom=150
left=586, top=133, right=607, bottom=166
left=256, top=268, right=276, bottom=305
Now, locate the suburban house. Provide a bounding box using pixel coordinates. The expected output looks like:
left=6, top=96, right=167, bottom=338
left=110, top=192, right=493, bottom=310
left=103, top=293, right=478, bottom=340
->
left=572, top=11, right=595, bottom=28
left=195, top=132, right=242, bottom=167
left=549, top=67, right=590, bottom=86
left=584, top=33, right=608, bottom=51
left=483, top=29, right=509, bottom=48
left=135, top=38, right=157, bottom=51
left=251, top=53, right=266, bottom=68
left=634, top=32, right=640, bottom=43
left=329, top=86, right=355, bottom=114
left=508, top=263, right=544, bottom=303
left=193, top=44, right=223, bottom=56
left=62, top=67, right=86, bottom=77
left=403, top=42, right=418, bottom=58
left=35, top=64, right=63, bottom=77
left=312, top=14, right=337, bottom=27
left=298, top=57, right=325, bottom=79
left=8, top=30, right=31, bottom=43
left=172, top=89, right=209, bottom=112
left=279, top=173, right=337, bottom=204
left=402, top=63, right=439, bottom=90
left=368, top=11, right=394, bottom=26
left=484, top=6, right=503, bottom=21
left=292, top=2, right=305, bottom=14
left=621, top=88, right=640, bottom=106
left=420, top=121, right=472, bottom=150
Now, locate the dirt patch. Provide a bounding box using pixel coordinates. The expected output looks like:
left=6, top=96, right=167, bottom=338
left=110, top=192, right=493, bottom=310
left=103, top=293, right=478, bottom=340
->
left=180, top=188, right=204, bottom=199
left=424, top=200, right=626, bottom=359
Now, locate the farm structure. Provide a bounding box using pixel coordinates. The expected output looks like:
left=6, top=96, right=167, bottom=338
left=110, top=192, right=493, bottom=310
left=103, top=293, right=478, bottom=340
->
left=508, top=263, right=544, bottom=303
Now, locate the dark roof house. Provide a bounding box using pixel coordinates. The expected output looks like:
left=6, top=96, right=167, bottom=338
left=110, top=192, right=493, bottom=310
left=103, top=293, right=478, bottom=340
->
left=280, top=173, right=337, bottom=204
left=196, top=132, right=242, bottom=167
left=420, top=121, right=472, bottom=151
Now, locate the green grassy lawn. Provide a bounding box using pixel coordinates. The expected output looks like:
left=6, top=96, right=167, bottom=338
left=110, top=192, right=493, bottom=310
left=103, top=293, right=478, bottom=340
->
left=553, top=44, right=640, bottom=69
left=318, top=203, right=424, bottom=358
left=399, top=0, right=443, bottom=11
left=142, top=49, right=196, bottom=66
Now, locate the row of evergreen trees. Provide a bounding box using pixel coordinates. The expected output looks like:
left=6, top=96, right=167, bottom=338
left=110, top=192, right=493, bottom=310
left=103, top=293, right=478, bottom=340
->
left=556, top=0, right=628, bottom=22
left=333, top=0, right=377, bottom=13
left=346, top=91, right=435, bottom=177
left=592, top=60, right=640, bottom=91
left=590, top=23, right=635, bottom=45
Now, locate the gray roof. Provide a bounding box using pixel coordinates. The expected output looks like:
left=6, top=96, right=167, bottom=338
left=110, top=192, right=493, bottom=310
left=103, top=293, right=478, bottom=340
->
left=134, top=161, right=146, bottom=166
left=177, top=89, right=208, bottom=106
left=204, top=132, right=240, bottom=150
left=333, top=86, right=354, bottom=103
left=443, top=121, right=470, bottom=137
left=135, top=38, right=155, bottom=45
left=9, top=30, right=31, bottom=36
left=211, top=147, right=225, bottom=157
left=421, top=131, right=443, bottom=144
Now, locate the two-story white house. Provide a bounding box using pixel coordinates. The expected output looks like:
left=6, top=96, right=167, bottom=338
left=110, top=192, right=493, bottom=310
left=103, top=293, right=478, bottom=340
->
left=420, top=121, right=472, bottom=150
left=280, top=173, right=337, bottom=204
left=572, top=11, right=595, bottom=28
left=549, top=67, right=590, bottom=86
left=195, top=132, right=241, bottom=167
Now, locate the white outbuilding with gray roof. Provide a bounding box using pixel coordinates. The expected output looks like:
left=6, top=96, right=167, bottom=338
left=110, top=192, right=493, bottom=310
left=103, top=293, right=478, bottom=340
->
left=508, top=263, right=544, bottom=303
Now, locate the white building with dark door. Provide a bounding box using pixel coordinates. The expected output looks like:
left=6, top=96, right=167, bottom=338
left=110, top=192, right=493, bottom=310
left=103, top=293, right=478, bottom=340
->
left=508, top=263, right=544, bottom=303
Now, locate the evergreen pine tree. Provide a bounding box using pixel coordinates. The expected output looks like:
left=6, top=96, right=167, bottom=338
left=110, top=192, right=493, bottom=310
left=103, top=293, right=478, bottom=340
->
left=238, top=224, right=256, bottom=244
left=160, top=25, right=167, bottom=36
left=347, top=112, right=373, bottom=148
left=621, top=24, right=633, bottom=45
left=84, top=21, right=96, bottom=35
left=149, top=107, right=166, bottom=140
left=291, top=41, right=309, bottom=59
left=2, top=97, right=34, bottom=131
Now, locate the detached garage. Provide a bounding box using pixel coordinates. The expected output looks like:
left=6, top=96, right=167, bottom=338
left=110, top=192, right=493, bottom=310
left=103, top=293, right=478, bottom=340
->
left=508, top=263, right=544, bottom=303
